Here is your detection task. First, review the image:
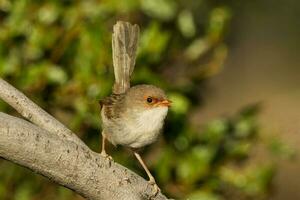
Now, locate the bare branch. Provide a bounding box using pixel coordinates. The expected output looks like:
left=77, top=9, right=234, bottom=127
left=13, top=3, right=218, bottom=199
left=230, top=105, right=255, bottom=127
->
left=0, top=79, right=87, bottom=148
left=0, top=112, right=169, bottom=200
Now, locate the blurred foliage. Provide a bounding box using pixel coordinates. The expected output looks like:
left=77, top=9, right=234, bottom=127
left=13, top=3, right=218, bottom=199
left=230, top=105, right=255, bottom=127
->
left=0, top=0, right=294, bottom=200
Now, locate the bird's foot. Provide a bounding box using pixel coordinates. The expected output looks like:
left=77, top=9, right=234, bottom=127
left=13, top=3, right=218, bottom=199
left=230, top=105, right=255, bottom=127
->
left=100, top=151, right=113, bottom=165
left=148, top=177, right=160, bottom=197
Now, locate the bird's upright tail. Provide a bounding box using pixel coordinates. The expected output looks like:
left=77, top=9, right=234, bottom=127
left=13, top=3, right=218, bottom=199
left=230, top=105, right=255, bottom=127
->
left=112, top=21, right=140, bottom=94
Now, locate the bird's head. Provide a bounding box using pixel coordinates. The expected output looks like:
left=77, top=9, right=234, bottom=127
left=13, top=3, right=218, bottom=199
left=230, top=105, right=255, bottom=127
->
left=124, top=85, right=171, bottom=111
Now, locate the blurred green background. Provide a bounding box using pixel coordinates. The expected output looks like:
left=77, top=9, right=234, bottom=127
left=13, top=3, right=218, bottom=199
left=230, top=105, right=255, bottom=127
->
left=0, top=0, right=299, bottom=200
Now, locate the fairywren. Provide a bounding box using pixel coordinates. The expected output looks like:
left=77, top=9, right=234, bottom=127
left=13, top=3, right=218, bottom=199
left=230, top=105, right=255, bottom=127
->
left=99, top=21, right=171, bottom=193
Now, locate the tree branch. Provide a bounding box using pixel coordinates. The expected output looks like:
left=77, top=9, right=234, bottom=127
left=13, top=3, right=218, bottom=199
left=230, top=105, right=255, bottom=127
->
left=0, top=78, right=87, bottom=148
left=0, top=112, right=168, bottom=200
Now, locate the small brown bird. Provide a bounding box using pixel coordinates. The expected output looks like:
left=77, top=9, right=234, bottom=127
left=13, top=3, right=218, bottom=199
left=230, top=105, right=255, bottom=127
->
left=99, top=21, right=171, bottom=193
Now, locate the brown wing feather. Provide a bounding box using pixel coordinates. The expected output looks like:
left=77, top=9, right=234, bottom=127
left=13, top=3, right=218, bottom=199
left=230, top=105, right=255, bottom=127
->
left=99, top=94, right=125, bottom=119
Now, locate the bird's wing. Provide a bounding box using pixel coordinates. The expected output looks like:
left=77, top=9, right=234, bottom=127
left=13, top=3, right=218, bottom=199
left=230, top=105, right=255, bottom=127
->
left=112, top=21, right=139, bottom=94
left=99, top=94, right=125, bottom=119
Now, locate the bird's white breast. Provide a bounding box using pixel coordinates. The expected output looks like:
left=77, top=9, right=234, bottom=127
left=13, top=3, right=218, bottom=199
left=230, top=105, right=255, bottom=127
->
left=124, top=107, right=168, bottom=148
left=103, top=106, right=168, bottom=148
left=135, top=107, right=168, bottom=132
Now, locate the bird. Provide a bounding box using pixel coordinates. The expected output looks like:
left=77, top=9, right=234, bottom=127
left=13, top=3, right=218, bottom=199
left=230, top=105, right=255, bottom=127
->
left=99, top=21, right=171, bottom=193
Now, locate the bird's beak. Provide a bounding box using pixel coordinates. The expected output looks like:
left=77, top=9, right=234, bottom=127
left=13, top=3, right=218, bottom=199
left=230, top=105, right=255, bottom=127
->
left=159, top=99, right=172, bottom=107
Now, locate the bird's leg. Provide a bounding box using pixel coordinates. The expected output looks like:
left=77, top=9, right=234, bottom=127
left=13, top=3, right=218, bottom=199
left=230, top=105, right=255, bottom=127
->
left=100, top=132, right=113, bottom=161
left=100, top=134, right=107, bottom=156
left=133, top=151, right=160, bottom=195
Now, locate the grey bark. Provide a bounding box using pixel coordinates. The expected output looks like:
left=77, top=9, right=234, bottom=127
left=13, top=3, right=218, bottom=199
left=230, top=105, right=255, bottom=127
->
left=0, top=112, right=168, bottom=200
left=0, top=78, right=87, bottom=149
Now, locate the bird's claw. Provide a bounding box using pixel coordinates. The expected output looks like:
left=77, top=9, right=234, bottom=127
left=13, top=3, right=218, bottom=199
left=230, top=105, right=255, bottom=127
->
left=148, top=178, right=160, bottom=197
left=100, top=151, right=113, bottom=164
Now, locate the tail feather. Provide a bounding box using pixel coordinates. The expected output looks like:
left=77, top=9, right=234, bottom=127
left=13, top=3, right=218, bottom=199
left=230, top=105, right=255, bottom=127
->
left=112, top=21, right=140, bottom=94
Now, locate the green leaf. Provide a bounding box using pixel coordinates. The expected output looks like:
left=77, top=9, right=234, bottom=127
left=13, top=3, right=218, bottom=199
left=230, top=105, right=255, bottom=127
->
left=169, top=92, right=190, bottom=115
left=141, top=0, right=177, bottom=21
left=139, top=22, right=171, bottom=63
left=47, top=65, right=68, bottom=85
left=177, top=10, right=196, bottom=38
left=187, top=190, right=222, bottom=200
left=176, top=146, right=215, bottom=184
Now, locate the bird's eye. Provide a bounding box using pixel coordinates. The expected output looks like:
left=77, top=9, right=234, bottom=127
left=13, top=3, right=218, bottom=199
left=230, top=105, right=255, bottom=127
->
left=146, top=97, right=153, bottom=103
